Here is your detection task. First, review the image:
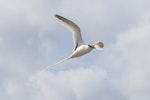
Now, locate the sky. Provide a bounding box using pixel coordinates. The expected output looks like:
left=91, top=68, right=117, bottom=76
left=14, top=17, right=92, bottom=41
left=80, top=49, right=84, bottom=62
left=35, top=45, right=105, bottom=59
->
left=0, top=0, right=150, bottom=100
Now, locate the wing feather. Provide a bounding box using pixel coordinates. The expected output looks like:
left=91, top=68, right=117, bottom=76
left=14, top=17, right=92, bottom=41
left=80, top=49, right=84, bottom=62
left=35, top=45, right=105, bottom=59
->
left=55, top=14, right=84, bottom=50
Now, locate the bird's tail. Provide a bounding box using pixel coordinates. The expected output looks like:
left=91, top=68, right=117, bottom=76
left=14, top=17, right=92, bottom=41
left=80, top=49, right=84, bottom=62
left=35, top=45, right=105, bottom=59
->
left=94, top=41, right=104, bottom=50
left=39, top=56, right=72, bottom=74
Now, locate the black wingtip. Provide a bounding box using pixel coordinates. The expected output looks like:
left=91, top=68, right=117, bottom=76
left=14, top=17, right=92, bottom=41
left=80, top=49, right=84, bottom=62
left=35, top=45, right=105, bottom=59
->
left=55, top=14, right=61, bottom=18
left=55, top=14, right=58, bottom=17
left=55, top=14, right=67, bottom=21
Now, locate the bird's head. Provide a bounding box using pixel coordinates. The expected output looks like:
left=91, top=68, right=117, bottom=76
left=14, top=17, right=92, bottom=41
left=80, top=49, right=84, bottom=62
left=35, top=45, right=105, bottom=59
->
left=93, top=42, right=104, bottom=50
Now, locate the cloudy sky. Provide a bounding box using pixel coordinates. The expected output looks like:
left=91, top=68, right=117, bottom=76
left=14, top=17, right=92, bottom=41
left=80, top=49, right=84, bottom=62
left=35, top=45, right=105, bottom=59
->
left=0, top=0, right=150, bottom=100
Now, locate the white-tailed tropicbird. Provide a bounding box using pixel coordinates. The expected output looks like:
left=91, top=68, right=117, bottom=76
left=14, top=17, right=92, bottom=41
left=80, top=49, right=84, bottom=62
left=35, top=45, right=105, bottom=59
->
left=41, top=14, right=104, bottom=72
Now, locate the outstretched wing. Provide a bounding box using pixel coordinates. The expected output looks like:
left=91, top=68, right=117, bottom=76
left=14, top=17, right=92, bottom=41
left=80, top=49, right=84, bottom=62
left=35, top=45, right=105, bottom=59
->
left=55, top=14, right=84, bottom=50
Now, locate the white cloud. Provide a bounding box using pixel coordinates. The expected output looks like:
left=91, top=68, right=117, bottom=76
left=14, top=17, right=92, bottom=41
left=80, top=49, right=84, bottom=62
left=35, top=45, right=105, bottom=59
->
left=0, top=0, right=150, bottom=100
left=97, top=16, right=150, bottom=100
left=114, top=18, right=150, bottom=100
left=33, top=68, right=127, bottom=100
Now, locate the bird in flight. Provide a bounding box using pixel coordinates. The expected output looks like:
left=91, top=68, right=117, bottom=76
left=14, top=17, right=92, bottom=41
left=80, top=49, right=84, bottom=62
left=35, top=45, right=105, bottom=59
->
left=41, top=14, right=104, bottom=72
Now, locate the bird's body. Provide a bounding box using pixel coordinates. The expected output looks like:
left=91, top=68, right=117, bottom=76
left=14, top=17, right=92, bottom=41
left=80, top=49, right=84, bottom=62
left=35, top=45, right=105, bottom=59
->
left=71, top=45, right=93, bottom=58
left=40, top=14, right=104, bottom=73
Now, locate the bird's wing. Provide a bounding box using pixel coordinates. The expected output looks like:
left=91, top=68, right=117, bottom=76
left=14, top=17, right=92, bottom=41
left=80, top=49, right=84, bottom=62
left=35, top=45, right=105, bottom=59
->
left=55, top=14, right=84, bottom=50
left=40, top=56, right=71, bottom=74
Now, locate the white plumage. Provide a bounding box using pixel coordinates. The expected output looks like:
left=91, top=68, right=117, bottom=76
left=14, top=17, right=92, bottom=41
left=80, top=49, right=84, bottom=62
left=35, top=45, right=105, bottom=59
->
left=41, top=14, right=104, bottom=73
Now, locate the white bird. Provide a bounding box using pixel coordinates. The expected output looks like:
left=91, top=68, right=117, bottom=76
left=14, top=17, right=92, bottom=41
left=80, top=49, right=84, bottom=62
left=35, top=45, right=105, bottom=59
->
left=41, top=14, right=104, bottom=72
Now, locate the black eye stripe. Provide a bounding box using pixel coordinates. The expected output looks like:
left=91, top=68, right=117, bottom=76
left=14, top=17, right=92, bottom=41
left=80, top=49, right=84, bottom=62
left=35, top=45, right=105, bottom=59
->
left=88, top=45, right=94, bottom=48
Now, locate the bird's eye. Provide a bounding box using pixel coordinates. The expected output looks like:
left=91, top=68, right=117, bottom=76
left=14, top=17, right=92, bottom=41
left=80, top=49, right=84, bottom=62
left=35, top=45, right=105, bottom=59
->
left=88, top=45, right=93, bottom=48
